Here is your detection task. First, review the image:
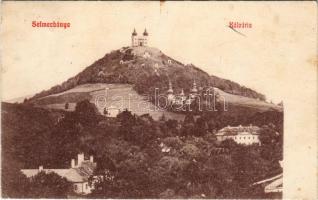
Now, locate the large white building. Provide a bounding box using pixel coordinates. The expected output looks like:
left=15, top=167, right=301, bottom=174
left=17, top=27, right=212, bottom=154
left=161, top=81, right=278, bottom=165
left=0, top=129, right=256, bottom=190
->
left=21, top=153, right=96, bottom=195
left=215, top=125, right=261, bottom=145
left=131, top=28, right=148, bottom=47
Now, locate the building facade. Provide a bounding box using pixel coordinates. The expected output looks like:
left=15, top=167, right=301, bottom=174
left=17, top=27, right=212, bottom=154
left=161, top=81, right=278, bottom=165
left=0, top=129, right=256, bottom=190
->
left=21, top=153, right=97, bottom=195
left=215, top=125, right=261, bottom=145
left=131, top=28, right=148, bottom=47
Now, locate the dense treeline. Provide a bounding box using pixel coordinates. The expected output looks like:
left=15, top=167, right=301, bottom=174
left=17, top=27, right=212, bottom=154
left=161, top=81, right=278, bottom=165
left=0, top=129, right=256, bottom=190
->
left=2, top=170, right=72, bottom=198
left=2, top=101, right=282, bottom=198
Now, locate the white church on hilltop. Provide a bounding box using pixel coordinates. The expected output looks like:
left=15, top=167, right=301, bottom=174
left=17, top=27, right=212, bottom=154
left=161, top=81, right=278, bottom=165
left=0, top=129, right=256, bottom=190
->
left=131, top=28, right=148, bottom=47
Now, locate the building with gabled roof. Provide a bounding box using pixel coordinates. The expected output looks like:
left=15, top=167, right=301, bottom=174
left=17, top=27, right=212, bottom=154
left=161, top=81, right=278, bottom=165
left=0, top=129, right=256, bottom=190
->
left=21, top=153, right=96, bottom=195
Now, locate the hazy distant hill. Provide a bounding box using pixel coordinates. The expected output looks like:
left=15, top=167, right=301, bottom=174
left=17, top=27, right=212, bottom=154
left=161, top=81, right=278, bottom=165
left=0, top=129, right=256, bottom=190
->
left=5, top=94, right=34, bottom=104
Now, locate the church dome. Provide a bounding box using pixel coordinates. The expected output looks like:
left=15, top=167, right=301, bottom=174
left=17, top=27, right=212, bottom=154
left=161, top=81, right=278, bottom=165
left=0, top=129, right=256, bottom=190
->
left=143, top=29, right=148, bottom=36
left=132, top=29, right=137, bottom=36
left=191, top=80, right=198, bottom=93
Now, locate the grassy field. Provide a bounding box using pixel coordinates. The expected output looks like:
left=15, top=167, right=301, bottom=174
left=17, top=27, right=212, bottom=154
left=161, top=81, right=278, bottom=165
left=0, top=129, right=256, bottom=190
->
left=36, top=83, right=185, bottom=121
left=215, top=88, right=282, bottom=112
left=33, top=83, right=282, bottom=121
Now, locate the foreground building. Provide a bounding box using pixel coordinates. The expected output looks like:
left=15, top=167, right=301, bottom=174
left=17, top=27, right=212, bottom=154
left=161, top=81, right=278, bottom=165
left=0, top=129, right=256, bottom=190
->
left=21, top=153, right=96, bottom=195
left=215, top=125, right=261, bottom=145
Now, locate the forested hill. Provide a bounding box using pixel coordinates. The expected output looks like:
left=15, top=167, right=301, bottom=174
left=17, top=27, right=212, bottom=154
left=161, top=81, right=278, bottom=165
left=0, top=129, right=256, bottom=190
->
left=2, top=101, right=283, bottom=198
left=28, top=46, right=266, bottom=101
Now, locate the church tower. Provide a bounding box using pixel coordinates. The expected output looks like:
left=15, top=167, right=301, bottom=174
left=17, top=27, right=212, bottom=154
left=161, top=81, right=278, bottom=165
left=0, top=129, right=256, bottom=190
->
left=142, top=29, right=148, bottom=46
left=131, top=28, right=149, bottom=47
left=131, top=28, right=138, bottom=47
left=167, top=81, right=175, bottom=104
left=180, top=89, right=186, bottom=102
left=190, top=80, right=198, bottom=99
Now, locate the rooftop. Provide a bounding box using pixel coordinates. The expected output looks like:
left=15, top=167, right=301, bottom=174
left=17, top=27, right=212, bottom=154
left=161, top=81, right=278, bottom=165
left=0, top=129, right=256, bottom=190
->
left=21, top=168, right=85, bottom=183
left=21, top=154, right=97, bottom=183
left=216, top=125, right=261, bottom=136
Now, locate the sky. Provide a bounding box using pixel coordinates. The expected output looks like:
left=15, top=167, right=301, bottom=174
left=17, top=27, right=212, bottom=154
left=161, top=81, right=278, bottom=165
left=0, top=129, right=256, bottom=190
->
left=1, top=1, right=317, bottom=103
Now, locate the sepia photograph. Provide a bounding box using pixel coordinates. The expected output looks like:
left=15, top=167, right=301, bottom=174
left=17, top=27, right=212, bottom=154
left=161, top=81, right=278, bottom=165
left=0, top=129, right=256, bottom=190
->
left=1, top=1, right=317, bottom=199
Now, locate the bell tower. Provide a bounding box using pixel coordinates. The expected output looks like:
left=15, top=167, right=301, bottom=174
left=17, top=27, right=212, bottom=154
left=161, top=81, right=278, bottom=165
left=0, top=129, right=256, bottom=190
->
left=131, top=28, right=138, bottom=47
left=167, top=81, right=175, bottom=104
left=142, top=28, right=148, bottom=46
left=131, top=28, right=149, bottom=47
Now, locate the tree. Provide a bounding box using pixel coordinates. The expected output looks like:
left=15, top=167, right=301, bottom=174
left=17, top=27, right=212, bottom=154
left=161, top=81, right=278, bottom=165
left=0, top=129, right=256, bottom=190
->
left=1, top=168, right=30, bottom=198
left=194, top=117, right=208, bottom=136
left=259, top=125, right=283, bottom=162
left=27, top=171, right=72, bottom=198
left=259, top=125, right=278, bottom=146
left=165, top=119, right=179, bottom=135
left=117, top=109, right=136, bottom=140
left=221, top=139, right=238, bottom=149
left=184, top=114, right=195, bottom=124
left=95, top=155, right=116, bottom=173
left=74, top=99, right=100, bottom=125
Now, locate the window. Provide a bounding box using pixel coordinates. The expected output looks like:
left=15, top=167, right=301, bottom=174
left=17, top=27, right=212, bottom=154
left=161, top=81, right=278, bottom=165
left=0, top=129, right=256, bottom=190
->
left=74, top=185, right=78, bottom=191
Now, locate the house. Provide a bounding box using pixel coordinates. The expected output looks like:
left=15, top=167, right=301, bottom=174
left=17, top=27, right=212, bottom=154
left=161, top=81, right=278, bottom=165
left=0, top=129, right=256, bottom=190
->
left=215, top=125, right=261, bottom=145
left=21, top=153, right=97, bottom=195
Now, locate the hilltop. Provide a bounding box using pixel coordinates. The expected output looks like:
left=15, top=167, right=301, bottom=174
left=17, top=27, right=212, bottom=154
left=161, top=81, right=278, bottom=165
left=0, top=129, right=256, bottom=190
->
left=29, top=46, right=266, bottom=101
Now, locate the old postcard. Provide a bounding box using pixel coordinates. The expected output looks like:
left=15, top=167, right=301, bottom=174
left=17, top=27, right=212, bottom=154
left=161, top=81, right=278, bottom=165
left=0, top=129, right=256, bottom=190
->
left=1, top=1, right=317, bottom=199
